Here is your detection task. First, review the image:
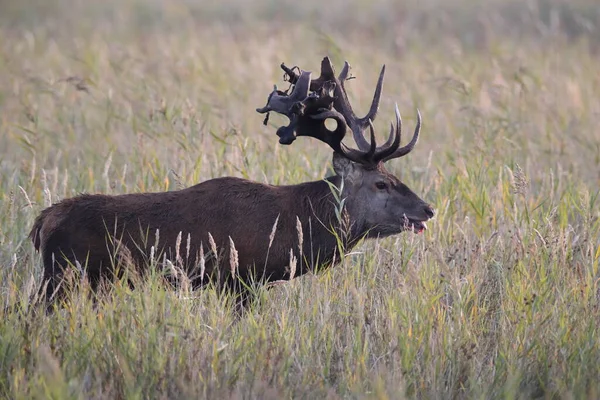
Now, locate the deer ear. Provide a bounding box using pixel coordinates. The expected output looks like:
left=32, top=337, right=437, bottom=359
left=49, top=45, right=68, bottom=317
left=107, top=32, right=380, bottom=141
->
left=332, top=152, right=362, bottom=183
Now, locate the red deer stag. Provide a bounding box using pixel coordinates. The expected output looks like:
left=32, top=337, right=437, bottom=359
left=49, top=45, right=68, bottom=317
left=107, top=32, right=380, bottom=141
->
left=29, top=57, right=434, bottom=307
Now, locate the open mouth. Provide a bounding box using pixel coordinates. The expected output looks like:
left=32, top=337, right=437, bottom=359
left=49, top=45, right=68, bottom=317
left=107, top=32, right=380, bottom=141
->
left=402, top=216, right=428, bottom=234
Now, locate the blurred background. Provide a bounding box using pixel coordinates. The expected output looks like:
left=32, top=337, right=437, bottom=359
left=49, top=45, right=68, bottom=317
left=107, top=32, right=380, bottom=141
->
left=2, top=0, right=600, bottom=45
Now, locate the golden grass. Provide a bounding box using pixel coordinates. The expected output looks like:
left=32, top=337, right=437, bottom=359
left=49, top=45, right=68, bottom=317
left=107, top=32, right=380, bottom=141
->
left=1, top=0, right=599, bottom=398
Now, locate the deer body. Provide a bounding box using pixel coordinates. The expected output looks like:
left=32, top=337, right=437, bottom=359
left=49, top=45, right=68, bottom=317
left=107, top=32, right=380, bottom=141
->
left=31, top=177, right=336, bottom=296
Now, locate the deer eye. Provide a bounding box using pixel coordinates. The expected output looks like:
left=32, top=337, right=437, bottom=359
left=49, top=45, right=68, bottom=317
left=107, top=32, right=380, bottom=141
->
left=375, top=182, right=388, bottom=190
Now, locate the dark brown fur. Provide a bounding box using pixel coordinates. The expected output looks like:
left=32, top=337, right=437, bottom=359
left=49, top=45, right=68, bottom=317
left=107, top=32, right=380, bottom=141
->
left=30, top=176, right=348, bottom=303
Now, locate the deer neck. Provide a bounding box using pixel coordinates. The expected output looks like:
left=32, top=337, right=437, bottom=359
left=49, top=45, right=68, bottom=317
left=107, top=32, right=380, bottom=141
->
left=291, top=176, right=364, bottom=258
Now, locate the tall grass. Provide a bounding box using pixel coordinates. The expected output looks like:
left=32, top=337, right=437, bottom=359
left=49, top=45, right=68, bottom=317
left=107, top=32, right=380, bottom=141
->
left=1, top=0, right=599, bottom=398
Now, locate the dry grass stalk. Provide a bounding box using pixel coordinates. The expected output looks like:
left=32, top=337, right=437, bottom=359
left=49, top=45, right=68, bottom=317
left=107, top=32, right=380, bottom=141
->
left=229, top=236, right=239, bottom=278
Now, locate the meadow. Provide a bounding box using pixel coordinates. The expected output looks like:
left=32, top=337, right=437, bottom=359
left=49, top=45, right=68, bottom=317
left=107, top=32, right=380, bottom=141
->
left=0, top=0, right=599, bottom=398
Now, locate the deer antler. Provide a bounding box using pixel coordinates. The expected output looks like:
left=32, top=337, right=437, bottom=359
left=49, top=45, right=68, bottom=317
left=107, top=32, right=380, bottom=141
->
left=281, top=57, right=384, bottom=152
left=296, top=107, right=377, bottom=164
left=281, top=57, right=337, bottom=93
left=375, top=108, right=421, bottom=162
left=256, top=70, right=339, bottom=146
left=256, top=71, right=365, bottom=163
left=256, top=70, right=311, bottom=117
left=258, top=57, right=422, bottom=164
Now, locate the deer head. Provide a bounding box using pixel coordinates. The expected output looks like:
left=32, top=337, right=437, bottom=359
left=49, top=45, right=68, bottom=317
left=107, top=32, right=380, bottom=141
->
left=257, top=57, right=434, bottom=237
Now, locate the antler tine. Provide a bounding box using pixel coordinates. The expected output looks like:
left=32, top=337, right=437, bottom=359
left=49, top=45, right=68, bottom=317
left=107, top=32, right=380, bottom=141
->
left=331, top=63, right=386, bottom=152
left=358, top=65, right=385, bottom=125
left=372, top=104, right=402, bottom=162
left=381, top=108, right=421, bottom=162
left=379, top=121, right=398, bottom=150
left=365, top=119, right=377, bottom=160
left=338, top=61, right=351, bottom=83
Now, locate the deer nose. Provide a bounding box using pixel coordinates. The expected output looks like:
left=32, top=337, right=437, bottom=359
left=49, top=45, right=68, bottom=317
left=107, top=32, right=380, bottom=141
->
left=424, top=205, right=435, bottom=219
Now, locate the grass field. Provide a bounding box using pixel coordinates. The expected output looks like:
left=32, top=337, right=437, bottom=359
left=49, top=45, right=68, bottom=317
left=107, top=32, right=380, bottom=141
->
left=1, top=0, right=599, bottom=398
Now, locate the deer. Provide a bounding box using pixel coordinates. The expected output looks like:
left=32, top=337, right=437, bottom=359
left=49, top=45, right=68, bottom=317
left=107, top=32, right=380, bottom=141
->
left=28, top=57, right=435, bottom=309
